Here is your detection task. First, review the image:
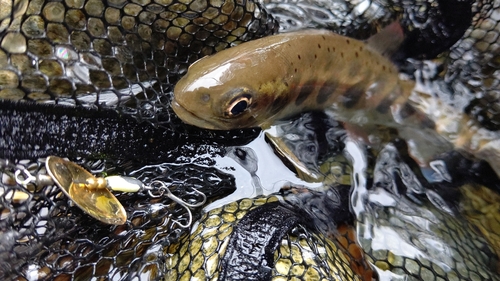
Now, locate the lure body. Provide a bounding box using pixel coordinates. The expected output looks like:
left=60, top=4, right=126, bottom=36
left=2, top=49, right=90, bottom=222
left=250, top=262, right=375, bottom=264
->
left=172, top=29, right=409, bottom=130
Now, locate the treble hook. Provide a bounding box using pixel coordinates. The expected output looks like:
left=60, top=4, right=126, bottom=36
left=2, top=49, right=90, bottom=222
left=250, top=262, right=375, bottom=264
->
left=148, top=181, right=207, bottom=228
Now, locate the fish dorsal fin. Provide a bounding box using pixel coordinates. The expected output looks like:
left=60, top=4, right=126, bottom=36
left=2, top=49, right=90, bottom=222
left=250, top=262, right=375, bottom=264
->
left=365, top=21, right=405, bottom=57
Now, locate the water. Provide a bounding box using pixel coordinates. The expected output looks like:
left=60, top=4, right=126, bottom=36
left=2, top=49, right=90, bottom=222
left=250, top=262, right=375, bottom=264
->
left=197, top=54, right=500, bottom=279
left=204, top=104, right=499, bottom=280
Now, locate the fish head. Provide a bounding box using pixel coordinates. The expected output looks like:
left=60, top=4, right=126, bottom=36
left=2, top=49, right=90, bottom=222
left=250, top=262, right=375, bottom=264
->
left=172, top=48, right=291, bottom=130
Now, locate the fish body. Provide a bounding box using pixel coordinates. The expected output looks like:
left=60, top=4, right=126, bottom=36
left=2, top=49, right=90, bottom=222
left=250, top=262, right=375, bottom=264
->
left=172, top=29, right=410, bottom=130
left=173, top=29, right=500, bottom=178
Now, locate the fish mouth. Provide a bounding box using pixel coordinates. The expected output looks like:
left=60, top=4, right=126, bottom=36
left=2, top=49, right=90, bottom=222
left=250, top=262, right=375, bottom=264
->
left=171, top=99, right=227, bottom=130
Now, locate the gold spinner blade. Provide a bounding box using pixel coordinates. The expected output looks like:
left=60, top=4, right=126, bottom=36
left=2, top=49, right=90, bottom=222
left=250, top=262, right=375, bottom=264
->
left=45, top=156, right=127, bottom=225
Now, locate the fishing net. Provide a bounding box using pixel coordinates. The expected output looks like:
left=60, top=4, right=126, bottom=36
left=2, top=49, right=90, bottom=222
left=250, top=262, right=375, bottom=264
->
left=0, top=158, right=239, bottom=279
left=1, top=0, right=499, bottom=279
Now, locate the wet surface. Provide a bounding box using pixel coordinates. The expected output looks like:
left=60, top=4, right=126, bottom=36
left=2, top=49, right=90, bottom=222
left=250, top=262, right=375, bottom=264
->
left=1, top=0, right=500, bottom=280
left=215, top=110, right=500, bottom=280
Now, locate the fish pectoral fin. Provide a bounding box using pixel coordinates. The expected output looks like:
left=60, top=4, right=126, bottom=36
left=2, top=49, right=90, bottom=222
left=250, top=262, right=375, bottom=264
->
left=365, top=21, right=405, bottom=57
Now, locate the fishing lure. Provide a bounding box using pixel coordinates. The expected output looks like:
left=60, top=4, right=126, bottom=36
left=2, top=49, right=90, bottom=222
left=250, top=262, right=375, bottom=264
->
left=172, top=29, right=500, bottom=177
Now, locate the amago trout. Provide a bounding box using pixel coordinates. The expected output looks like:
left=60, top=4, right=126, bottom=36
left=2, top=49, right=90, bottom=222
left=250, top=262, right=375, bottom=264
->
left=172, top=29, right=500, bottom=177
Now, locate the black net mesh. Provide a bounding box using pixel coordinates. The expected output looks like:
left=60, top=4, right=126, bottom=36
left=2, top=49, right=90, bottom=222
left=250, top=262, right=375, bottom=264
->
left=1, top=0, right=499, bottom=280
left=0, top=0, right=278, bottom=124
left=447, top=0, right=500, bottom=129
left=1, top=158, right=237, bottom=280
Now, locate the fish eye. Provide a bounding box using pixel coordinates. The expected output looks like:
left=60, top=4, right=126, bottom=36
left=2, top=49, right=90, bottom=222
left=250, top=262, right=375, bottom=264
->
left=225, top=94, right=253, bottom=117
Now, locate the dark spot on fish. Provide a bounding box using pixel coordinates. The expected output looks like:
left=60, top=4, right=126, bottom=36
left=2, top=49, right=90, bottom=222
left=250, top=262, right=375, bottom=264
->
left=399, top=102, right=416, bottom=118
left=318, top=43, right=321, bottom=49
left=376, top=96, right=394, bottom=114
left=295, top=68, right=297, bottom=73
left=295, top=84, right=315, bottom=106
left=355, top=52, right=359, bottom=58
left=341, top=52, right=344, bottom=58
left=420, top=116, right=436, bottom=130
left=322, top=35, right=326, bottom=40
left=359, top=46, right=363, bottom=51
left=342, top=84, right=365, bottom=108
left=314, top=54, right=317, bottom=59
left=333, top=47, right=336, bottom=52
left=298, top=54, right=301, bottom=60
left=270, top=94, right=290, bottom=115
left=346, top=39, right=350, bottom=44
left=383, top=65, right=386, bottom=71
left=316, top=82, right=335, bottom=104
left=400, top=102, right=436, bottom=129
left=422, top=116, right=436, bottom=129
left=327, top=47, right=330, bottom=52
